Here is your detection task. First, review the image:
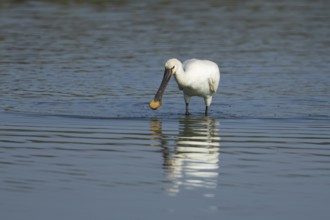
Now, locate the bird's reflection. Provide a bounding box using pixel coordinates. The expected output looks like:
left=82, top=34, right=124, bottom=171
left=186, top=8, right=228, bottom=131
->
left=150, top=117, right=220, bottom=196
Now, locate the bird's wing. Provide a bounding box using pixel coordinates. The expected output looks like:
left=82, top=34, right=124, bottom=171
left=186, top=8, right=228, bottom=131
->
left=208, top=71, right=219, bottom=94
left=183, top=59, right=198, bottom=72
left=208, top=77, right=216, bottom=93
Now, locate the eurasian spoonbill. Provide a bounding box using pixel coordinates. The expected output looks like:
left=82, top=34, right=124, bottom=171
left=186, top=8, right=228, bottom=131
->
left=150, top=58, right=220, bottom=115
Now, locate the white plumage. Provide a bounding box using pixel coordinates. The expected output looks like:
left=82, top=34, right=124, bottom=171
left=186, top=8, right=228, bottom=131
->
left=150, top=58, right=220, bottom=115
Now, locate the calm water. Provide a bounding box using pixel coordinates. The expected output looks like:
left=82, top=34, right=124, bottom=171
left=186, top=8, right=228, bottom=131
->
left=1, top=0, right=330, bottom=219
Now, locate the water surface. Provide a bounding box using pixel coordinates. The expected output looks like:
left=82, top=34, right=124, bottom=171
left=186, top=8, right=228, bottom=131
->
left=0, top=0, right=330, bottom=219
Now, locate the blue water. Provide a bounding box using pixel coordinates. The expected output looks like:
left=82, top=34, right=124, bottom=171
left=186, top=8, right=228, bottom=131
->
left=0, top=0, right=330, bottom=219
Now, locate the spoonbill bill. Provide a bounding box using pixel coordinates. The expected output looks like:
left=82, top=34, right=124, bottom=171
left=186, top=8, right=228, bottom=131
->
left=150, top=58, right=220, bottom=115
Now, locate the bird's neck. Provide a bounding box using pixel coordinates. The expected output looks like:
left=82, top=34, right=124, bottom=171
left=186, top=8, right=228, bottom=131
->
left=174, top=65, right=187, bottom=88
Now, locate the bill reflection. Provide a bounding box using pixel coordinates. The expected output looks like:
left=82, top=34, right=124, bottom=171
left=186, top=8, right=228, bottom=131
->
left=150, top=117, right=220, bottom=196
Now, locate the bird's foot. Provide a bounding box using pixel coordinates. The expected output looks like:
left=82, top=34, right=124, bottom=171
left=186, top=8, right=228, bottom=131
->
left=185, top=111, right=191, bottom=116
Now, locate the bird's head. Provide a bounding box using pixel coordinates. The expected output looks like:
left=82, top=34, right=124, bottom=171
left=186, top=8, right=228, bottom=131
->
left=149, top=58, right=181, bottom=110
left=164, top=58, right=180, bottom=75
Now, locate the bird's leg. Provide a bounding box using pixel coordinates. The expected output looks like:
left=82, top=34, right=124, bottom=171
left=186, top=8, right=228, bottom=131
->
left=184, top=95, right=191, bottom=116
left=204, top=96, right=212, bottom=116
left=185, top=102, right=190, bottom=115
left=205, top=106, right=208, bottom=116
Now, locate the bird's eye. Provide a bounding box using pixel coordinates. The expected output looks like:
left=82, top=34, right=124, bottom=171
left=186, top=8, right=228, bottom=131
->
left=171, top=66, right=175, bottom=69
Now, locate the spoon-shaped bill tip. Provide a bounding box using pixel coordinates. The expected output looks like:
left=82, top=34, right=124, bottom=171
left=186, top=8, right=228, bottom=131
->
left=149, top=99, right=161, bottom=110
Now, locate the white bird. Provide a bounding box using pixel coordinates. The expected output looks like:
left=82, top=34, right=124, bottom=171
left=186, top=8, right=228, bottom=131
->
left=150, top=58, right=220, bottom=115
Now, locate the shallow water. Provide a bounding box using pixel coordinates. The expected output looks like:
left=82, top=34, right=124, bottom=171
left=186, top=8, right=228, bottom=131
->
left=1, top=114, right=329, bottom=219
left=1, top=0, right=330, bottom=219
